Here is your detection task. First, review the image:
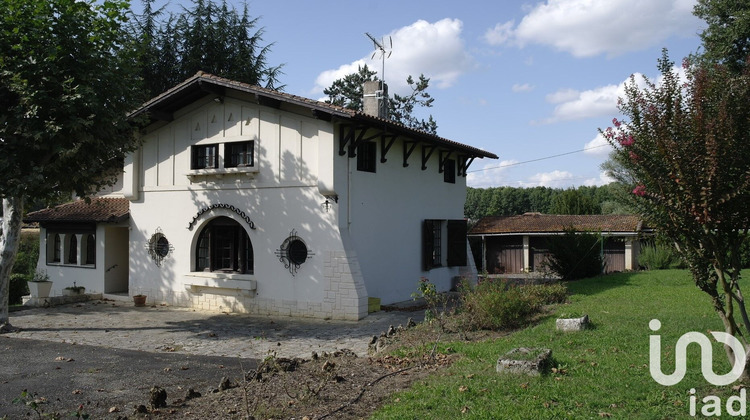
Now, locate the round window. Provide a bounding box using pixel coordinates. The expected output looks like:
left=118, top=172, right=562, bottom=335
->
left=155, top=236, right=170, bottom=257
left=287, top=239, right=308, bottom=266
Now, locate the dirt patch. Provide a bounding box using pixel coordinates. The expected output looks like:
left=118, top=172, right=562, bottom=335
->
left=125, top=323, right=502, bottom=420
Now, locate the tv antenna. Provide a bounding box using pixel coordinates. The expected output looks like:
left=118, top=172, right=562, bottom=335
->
left=365, top=32, right=392, bottom=90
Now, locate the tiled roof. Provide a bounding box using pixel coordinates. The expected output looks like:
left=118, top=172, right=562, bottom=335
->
left=469, top=213, right=643, bottom=235
left=130, top=71, right=498, bottom=160
left=25, top=197, right=129, bottom=224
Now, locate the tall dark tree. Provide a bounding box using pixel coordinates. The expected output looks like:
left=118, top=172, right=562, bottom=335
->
left=324, top=65, right=438, bottom=135
left=549, top=188, right=601, bottom=215
left=694, top=0, right=750, bottom=73
left=0, top=0, right=145, bottom=332
left=131, top=0, right=284, bottom=98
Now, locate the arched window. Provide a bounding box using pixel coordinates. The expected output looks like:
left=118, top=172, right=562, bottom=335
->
left=67, top=234, right=78, bottom=264
left=195, top=217, right=253, bottom=274
left=84, top=233, right=96, bottom=265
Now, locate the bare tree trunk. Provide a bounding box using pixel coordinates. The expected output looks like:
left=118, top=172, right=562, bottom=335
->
left=0, top=195, right=25, bottom=333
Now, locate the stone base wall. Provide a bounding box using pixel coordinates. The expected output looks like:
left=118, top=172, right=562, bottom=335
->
left=131, top=250, right=368, bottom=320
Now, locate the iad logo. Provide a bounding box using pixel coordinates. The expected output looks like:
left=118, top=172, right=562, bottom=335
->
left=649, top=319, right=745, bottom=386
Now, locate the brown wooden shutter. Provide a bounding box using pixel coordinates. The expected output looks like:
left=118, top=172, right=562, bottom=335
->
left=422, top=219, right=435, bottom=271
left=447, top=219, right=468, bottom=267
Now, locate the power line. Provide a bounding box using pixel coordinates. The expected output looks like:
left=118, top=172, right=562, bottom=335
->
left=468, top=144, right=610, bottom=173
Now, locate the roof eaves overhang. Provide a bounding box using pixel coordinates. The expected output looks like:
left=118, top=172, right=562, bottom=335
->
left=129, top=72, right=353, bottom=126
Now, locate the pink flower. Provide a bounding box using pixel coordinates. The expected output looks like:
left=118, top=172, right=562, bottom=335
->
left=633, top=184, right=647, bottom=197
left=612, top=118, right=621, bottom=128
left=619, top=135, right=635, bottom=147
left=629, top=151, right=640, bottom=161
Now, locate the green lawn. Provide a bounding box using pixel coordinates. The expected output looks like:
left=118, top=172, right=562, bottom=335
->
left=373, top=270, right=743, bottom=419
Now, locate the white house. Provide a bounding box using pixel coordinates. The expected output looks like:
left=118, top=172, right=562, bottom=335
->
left=25, top=72, right=497, bottom=320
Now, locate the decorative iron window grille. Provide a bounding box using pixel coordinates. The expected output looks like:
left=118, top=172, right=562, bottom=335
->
left=146, top=228, right=174, bottom=267
left=275, top=230, right=314, bottom=276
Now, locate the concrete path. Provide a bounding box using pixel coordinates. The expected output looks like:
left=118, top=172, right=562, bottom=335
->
left=7, top=299, right=424, bottom=360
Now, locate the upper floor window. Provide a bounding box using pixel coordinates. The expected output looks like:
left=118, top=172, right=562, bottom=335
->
left=192, top=144, right=219, bottom=169
left=357, top=141, right=377, bottom=173
left=225, top=141, right=254, bottom=168
left=444, top=159, right=456, bottom=184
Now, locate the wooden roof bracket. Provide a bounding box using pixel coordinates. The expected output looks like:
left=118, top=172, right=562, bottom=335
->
left=403, top=140, right=418, bottom=167
left=380, top=134, right=398, bottom=163
left=421, top=144, right=437, bottom=170
left=439, top=150, right=454, bottom=173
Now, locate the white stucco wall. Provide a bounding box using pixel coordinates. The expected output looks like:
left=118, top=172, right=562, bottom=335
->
left=37, top=223, right=127, bottom=296
left=128, top=97, right=366, bottom=319
left=335, top=137, right=472, bottom=304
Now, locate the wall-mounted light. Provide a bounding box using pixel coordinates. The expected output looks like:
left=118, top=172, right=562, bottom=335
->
left=213, top=96, right=224, bottom=104
left=322, top=194, right=339, bottom=212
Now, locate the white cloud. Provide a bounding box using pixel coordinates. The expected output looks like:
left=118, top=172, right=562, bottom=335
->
left=545, top=88, right=580, bottom=104
left=483, top=21, right=515, bottom=45
left=313, top=19, right=474, bottom=96
left=583, top=171, right=615, bottom=186
left=540, top=83, right=623, bottom=123
left=512, top=83, right=535, bottom=93
left=539, top=65, right=687, bottom=124
left=485, top=0, right=700, bottom=57
left=466, top=159, right=519, bottom=188
left=583, top=132, right=612, bottom=157
left=523, top=170, right=577, bottom=188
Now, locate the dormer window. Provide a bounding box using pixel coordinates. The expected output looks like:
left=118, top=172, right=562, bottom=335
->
left=192, top=144, right=219, bottom=169
left=225, top=141, right=254, bottom=168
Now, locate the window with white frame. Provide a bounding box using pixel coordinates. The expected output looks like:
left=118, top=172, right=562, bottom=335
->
left=46, top=230, right=95, bottom=268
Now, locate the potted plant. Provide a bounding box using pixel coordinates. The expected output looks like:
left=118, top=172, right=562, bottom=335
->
left=27, top=270, right=52, bottom=298
left=63, top=282, right=85, bottom=296
left=133, top=294, right=147, bottom=307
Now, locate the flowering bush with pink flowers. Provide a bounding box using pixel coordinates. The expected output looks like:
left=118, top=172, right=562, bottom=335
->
left=602, top=50, right=750, bottom=381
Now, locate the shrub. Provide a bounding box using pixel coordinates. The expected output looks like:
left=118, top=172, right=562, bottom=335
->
left=9, top=273, right=30, bottom=305
left=520, top=282, right=568, bottom=307
left=13, top=230, right=39, bottom=276
left=639, top=243, right=681, bottom=270
left=543, top=229, right=603, bottom=280
left=458, top=280, right=567, bottom=331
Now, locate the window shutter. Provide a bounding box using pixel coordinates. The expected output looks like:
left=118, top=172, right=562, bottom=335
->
left=447, top=219, right=468, bottom=267
left=422, top=219, right=435, bottom=271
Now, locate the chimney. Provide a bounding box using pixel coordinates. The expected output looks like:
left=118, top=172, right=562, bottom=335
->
left=362, top=80, right=388, bottom=119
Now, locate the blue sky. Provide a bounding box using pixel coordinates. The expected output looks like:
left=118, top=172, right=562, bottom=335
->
left=139, top=0, right=704, bottom=188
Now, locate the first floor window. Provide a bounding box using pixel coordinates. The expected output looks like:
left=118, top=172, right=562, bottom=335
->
left=192, top=144, right=219, bottom=169
left=225, top=141, right=254, bottom=168
left=84, top=233, right=96, bottom=265
left=422, top=219, right=468, bottom=270
left=67, top=234, right=78, bottom=264
left=195, top=216, right=253, bottom=274
left=52, top=234, right=61, bottom=263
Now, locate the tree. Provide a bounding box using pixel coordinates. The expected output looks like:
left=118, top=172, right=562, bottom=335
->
left=549, top=188, right=601, bottom=215
left=602, top=51, right=750, bottom=380
left=694, top=0, right=750, bottom=73
left=131, top=0, right=284, bottom=98
left=0, top=0, right=144, bottom=332
left=324, top=65, right=438, bottom=135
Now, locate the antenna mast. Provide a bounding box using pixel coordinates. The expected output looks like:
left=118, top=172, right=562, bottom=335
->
left=365, top=32, right=392, bottom=91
